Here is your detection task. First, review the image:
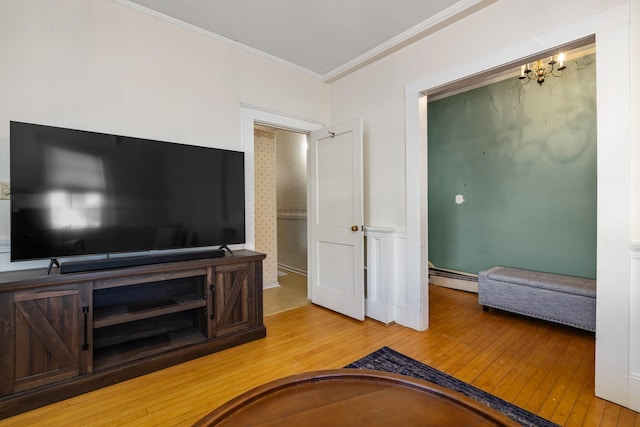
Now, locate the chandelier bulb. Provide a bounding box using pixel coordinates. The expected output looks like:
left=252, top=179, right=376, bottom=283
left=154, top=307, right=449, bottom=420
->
left=518, top=54, right=566, bottom=86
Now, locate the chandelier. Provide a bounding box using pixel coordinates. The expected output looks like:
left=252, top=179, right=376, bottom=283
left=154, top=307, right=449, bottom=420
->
left=518, top=53, right=566, bottom=86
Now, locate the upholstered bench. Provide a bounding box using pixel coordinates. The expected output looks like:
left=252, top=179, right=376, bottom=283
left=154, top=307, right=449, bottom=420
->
left=478, top=266, right=596, bottom=331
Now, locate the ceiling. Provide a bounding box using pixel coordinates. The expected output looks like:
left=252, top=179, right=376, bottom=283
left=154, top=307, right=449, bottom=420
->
left=120, top=0, right=491, bottom=82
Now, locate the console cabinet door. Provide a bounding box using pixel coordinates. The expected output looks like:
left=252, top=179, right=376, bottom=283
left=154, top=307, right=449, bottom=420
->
left=0, top=284, right=92, bottom=396
left=211, top=262, right=256, bottom=336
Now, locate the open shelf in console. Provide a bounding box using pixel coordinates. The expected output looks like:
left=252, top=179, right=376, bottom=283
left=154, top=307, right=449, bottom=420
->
left=93, top=276, right=207, bottom=327
left=93, top=312, right=207, bottom=371
left=93, top=294, right=206, bottom=328
left=92, top=274, right=209, bottom=369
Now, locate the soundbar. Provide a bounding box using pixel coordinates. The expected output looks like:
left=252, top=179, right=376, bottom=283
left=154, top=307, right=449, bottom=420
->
left=60, top=249, right=225, bottom=274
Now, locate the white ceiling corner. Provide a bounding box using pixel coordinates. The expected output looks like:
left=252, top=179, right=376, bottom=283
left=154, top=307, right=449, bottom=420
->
left=117, top=0, right=492, bottom=82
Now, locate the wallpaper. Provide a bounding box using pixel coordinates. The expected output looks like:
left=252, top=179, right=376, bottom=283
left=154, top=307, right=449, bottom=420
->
left=254, top=130, right=278, bottom=286
left=276, top=129, right=307, bottom=215
left=255, top=128, right=308, bottom=284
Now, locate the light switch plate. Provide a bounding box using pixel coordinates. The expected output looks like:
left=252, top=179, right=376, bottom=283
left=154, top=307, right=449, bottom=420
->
left=0, top=182, right=10, bottom=200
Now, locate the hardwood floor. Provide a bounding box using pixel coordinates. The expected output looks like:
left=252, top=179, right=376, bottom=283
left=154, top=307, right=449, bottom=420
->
left=263, top=271, right=309, bottom=315
left=2, top=285, right=638, bottom=426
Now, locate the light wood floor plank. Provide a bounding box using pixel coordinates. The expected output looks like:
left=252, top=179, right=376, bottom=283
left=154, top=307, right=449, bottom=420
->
left=457, top=321, right=535, bottom=388
left=563, top=354, right=599, bottom=427
left=536, top=343, right=589, bottom=419
left=527, top=331, right=590, bottom=414
left=549, top=340, right=594, bottom=425
left=601, top=402, right=622, bottom=426
left=476, top=324, right=550, bottom=396
left=510, top=331, right=570, bottom=408
left=618, top=407, right=639, bottom=427
left=0, top=285, right=637, bottom=426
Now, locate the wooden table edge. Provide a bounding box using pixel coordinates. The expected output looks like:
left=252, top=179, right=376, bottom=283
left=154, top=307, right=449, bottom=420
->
left=193, top=368, right=521, bottom=426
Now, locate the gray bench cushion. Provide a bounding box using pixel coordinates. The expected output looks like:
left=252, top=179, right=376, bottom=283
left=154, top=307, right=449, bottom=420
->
left=485, top=267, right=596, bottom=297
left=478, top=266, right=596, bottom=331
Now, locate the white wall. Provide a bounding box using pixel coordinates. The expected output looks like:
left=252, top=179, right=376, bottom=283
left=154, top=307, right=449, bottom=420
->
left=628, top=0, right=640, bottom=413
left=0, top=0, right=328, bottom=271
left=328, top=0, right=637, bottom=410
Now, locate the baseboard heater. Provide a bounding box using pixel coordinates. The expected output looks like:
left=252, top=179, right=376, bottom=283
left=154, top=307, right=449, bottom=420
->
left=60, top=249, right=225, bottom=274
left=429, top=267, right=478, bottom=282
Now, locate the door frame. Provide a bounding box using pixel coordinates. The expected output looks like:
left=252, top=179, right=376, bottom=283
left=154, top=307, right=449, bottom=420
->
left=404, top=5, right=631, bottom=406
left=240, top=104, right=323, bottom=281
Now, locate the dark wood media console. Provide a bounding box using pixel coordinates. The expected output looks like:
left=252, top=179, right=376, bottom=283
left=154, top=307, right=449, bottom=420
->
left=0, top=250, right=266, bottom=419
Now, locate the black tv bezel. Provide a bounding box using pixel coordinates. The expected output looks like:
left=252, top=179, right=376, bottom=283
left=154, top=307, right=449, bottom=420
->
left=9, top=121, right=246, bottom=267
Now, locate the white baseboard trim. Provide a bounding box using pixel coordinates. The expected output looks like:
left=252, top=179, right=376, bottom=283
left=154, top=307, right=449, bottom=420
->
left=263, top=281, right=280, bottom=290
left=629, top=372, right=640, bottom=412
left=630, top=242, right=640, bottom=411
left=277, top=263, right=307, bottom=276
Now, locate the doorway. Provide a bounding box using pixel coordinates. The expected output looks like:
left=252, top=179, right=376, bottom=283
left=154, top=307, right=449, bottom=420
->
left=240, top=106, right=322, bottom=314
left=253, top=124, right=310, bottom=315
left=426, top=46, right=597, bottom=293
left=405, top=14, right=632, bottom=405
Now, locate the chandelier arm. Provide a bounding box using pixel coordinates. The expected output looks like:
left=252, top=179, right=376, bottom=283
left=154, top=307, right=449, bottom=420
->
left=516, top=55, right=566, bottom=86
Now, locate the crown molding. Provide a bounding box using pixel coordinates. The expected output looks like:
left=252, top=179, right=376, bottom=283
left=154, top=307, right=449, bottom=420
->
left=112, top=0, right=493, bottom=84
left=323, top=0, right=495, bottom=83
left=111, top=0, right=324, bottom=81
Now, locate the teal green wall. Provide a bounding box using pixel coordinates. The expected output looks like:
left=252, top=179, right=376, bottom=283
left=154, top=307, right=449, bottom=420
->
left=427, top=54, right=597, bottom=279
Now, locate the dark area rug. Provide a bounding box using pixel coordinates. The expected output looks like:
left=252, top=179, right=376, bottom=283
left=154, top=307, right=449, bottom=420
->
left=346, top=346, right=559, bottom=427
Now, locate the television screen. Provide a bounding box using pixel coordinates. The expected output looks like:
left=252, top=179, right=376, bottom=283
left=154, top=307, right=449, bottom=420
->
left=10, top=121, right=245, bottom=262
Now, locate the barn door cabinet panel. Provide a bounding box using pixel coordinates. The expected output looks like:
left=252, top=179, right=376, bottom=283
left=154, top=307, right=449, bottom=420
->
left=0, top=250, right=265, bottom=419
left=0, top=283, right=92, bottom=397
left=212, top=262, right=251, bottom=336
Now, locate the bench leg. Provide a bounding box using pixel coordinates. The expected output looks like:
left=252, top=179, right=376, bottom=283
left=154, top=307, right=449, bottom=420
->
left=482, top=305, right=490, bottom=312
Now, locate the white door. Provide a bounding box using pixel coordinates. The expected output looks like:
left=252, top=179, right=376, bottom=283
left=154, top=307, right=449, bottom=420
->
left=308, top=118, right=364, bottom=320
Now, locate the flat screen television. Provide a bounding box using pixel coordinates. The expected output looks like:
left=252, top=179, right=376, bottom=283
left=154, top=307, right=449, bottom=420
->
left=10, top=121, right=245, bottom=267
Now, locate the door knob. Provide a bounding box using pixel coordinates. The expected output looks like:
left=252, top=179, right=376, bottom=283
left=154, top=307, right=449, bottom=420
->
left=351, top=225, right=359, bottom=232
